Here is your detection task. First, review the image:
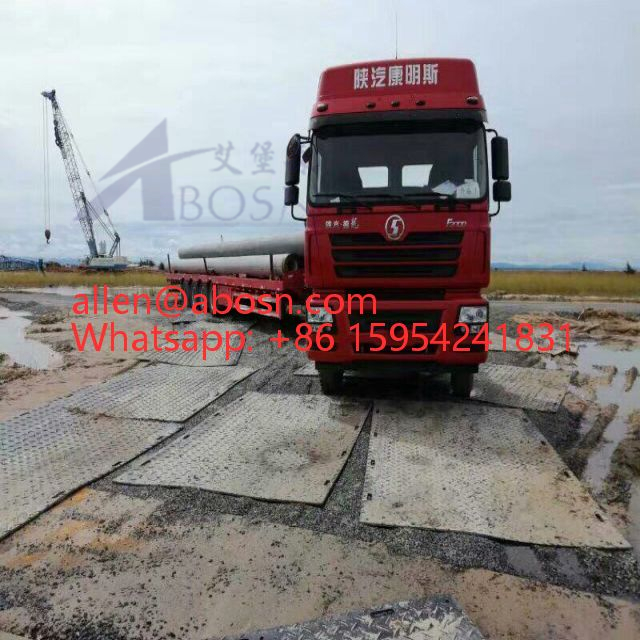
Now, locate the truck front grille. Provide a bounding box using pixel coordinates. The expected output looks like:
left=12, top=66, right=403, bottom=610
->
left=330, top=231, right=463, bottom=246
left=336, top=264, right=457, bottom=278
left=330, top=231, right=462, bottom=279
left=333, top=248, right=459, bottom=263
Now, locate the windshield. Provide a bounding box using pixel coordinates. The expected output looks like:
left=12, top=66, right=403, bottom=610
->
left=309, top=121, right=487, bottom=205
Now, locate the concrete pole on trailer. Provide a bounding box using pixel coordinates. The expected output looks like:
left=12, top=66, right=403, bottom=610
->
left=178, top=231, right=304, bottom=260
left=169, top=254, right=300, bottom=278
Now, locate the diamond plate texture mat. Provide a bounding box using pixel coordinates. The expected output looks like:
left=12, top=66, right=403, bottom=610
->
left=361, top=400, right=629, bottom=548
left=116, top=392, right=370, bottom=505
left=488, top=331, right=519, bottom=352
left=171, top=312, right=255, bottom=327
left=297, top=362, right=570, bottom=412
left=225, top=596, right=484, bottom=640
left=1, top=399, right=180, bottom=540
left=294, top=363, right=400, bottom=379
left=170, top=311, right=197, bottom=324
left=66, top=363, right=255, bottom=422
left=138, top=321, right=251, bottom=366
left=472, top=363, right=571, bottom=412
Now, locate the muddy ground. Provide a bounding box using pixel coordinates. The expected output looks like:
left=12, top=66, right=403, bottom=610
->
left=1, top=290, right=640, bottom=639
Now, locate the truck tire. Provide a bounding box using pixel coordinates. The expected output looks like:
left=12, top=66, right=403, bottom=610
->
left=317, top=365, right=344, bottom=395
left=451, top=371, right=474, bottom=398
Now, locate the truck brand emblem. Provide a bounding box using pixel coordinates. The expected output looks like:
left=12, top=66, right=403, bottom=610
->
left=385, top=214, right=405, bottom=241
left=446, top=218, right=467, bottom=228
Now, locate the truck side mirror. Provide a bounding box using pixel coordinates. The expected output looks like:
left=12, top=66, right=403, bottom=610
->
left=284, top=185, right=299, bottom=206
left=491, top=136, right=509, bottom=181
left=493, top=180, right=511, bottom=202
left=285, top=134, right=301, bottom=186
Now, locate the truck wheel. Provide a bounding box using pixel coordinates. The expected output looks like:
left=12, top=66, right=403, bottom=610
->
left=451, top=371, right=474, bottom=398
left=317, top=365, right=344, bottom=395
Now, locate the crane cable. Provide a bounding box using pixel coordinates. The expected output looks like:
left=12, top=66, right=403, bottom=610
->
left=42, top=97, right=51, bottom=243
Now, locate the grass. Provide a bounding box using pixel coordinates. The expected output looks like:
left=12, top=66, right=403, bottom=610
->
left=0, top=270, right=167, bottom=288
left=1, top=269, right=638, bottom=299
left=486, top=270, right=640, bottom=299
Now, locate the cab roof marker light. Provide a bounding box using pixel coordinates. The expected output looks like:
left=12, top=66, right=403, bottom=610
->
left=316, top=103, right=328, bottom=112
left=466, top=96, right=479, bottom=105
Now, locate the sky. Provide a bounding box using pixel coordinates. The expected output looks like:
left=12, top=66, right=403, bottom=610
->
left=1, top=0, right=639, bottom=267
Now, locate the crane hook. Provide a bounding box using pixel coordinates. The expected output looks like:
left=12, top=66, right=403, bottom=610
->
left=45, top=229, right=51, bottom=244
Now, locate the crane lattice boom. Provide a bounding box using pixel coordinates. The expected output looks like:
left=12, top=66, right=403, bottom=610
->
left=41, top=89, right=121, bottom=261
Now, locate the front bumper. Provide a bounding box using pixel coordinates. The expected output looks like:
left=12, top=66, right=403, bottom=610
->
left=308, top=293, right=489, bottom=369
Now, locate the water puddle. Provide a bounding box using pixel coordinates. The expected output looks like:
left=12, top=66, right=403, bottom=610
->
left=628, top=480, right=640, bottom=562
left=0, top=306, right=64, bottom=370
left=555, top=341, right=640, bottom=555
left=576, top=342, right=640, bottom=492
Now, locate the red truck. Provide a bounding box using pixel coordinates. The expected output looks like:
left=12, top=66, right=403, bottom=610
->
left=284, top=57, right=510, bottom=395
left=169, top=58, right=510, bottom=396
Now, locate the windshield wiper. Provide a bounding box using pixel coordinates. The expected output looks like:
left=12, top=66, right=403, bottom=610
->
left=362, top=194, right=425, bottom=209
left=423, top=192, right=475, bottom=210
left=313, top=193, right=373, bottom=210
left=381, top=192, right=474, bottom=210
left=315, top=193, right=426, bottom=209
left=402, top=191, right=456, bottom=200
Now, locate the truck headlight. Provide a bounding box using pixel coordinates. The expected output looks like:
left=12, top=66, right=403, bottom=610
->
left=458, top=305, right=488, bottom=324
left=307, top=307, right=334, bottom=324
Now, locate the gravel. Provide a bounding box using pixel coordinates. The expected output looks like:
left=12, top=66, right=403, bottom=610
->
left=3, top=292, right=640, bottom=608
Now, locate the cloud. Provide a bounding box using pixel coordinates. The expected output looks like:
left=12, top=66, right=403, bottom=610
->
left=603, top=183, right=640, bottom=192
left=1, top=0, right=638, bottom=265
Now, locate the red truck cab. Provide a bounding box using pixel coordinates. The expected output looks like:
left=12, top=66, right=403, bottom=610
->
left=284, top=58, right=511, bottom=395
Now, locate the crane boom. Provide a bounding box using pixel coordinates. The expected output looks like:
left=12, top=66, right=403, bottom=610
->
left=41, top=89, right=122, bottom=262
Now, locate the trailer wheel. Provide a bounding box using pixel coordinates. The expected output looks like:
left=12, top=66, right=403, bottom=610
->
left=451, top=371, right=474, bottom=398
left=207, top=282, right=215, bottom=316
left=183, top=280, right=192, bottom=308
left=194, top=281, right=203, bottom=306
left=317, top=365, right=344, bottom=395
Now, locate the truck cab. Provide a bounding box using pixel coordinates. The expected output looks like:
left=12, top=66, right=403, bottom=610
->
left=284, top=58, right=511, bottom=396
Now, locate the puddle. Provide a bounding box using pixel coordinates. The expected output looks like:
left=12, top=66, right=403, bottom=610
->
left=504, top=545, right=544, bottom=579
left=576, top=342, right=640, bottom=492
left=628, top=480, right=640, bottom=562
left=0, top=306, right=64, bottom=370
left=554, top=341, right=640, bottom=556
